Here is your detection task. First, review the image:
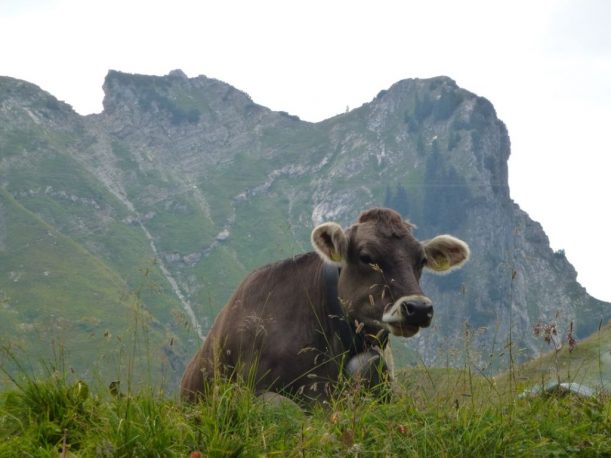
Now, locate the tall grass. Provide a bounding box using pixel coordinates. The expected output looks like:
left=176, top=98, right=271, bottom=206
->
left=1, top=347, right=610, bottom=456
left=1, top=268, right=610, bottom=456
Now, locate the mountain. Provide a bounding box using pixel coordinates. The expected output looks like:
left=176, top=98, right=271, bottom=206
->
left=0, top=70, right=608, bottom=387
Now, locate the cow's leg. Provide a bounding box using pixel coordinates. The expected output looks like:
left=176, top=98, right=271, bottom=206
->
left=180, top=356, right=206, bottom=402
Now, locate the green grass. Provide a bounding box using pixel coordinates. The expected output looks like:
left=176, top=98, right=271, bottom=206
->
left=0, top=360, right=609, bottom=457
left=1, top=295, right=610, bottom=456
left=2, top=320, right=610, bottom=457
left=495, top=321, right=611, bottom=394
left=141, top=196, right=216, bottom=254
left=0, top=188, right=192, bottom=388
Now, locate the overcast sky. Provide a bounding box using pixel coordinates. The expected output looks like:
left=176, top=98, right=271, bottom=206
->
left=2, top=0, right=610, bottom=302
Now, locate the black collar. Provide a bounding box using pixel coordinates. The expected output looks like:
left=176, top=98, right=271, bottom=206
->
left=323, top=263, right=390, bottom=357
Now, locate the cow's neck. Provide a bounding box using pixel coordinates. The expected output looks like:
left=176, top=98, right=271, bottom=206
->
left=322, top=263, right=388, bottom=357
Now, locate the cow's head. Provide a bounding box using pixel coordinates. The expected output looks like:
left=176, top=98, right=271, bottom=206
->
left=311, top=208, right=469, bottom=338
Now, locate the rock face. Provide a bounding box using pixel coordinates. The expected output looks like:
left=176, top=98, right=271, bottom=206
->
left=0, top=71, right=608, bottom=384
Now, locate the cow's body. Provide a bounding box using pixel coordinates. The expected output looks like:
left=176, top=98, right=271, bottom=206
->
left=181, top=252, right=356, bottom=402
left=181, top=208, right=470, bottom=403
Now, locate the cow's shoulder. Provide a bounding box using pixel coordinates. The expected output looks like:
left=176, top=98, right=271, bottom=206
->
left=244, top=252, right=320, bottom=286
left=225, top=251, right=322, bottom=315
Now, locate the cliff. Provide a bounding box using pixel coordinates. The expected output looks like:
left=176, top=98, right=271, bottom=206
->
left=0, top=71, right=607, bottom=384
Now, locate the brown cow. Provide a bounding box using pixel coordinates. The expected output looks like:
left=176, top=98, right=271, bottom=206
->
left=181, top=208, right=469, bottom=403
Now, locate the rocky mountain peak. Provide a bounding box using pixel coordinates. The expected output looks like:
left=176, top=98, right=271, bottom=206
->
left=0, top=73, right=608, bottom=384
left=0, top=76, right=77, bottom=131
left=101, top=69, right=263, bottom=121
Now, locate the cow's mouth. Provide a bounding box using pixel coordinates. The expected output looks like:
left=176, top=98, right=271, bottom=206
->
left=386, top=323, right=420, bottom=337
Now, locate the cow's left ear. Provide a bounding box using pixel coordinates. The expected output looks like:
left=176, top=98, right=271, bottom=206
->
left=311, top=222, right=348, bottom=266
left=422, top=235, right=470, bottom=273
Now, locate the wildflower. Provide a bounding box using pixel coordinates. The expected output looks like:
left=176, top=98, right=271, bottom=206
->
left=340, top=429, right=354, bottom=447
left=533, top=321, right=562, bottom=351
left=567, top=321, right=577, bottom=353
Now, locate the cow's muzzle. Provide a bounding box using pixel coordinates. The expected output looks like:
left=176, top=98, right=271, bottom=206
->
left=382, top=295, right=433, bottom=337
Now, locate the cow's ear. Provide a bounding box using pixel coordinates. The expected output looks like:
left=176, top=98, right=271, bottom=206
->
left=311, top=222, right=348, bottom=265
left=423, top=235, right=470, bottom=273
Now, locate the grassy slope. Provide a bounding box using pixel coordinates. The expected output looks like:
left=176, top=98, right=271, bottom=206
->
left=0, top=364, right=608, bottom=456
left=496, top=321, right=611, bottom=393
left=1, top=294, right=609, bottom=456
left=0, top=116, right=194, bottom=385
left=0, top=189, right=175, bottom=385
left=392, top=322, right=611, bottom=413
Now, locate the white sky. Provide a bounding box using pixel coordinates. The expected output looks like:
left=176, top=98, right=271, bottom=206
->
left=2, top=0, right=610, bottom=303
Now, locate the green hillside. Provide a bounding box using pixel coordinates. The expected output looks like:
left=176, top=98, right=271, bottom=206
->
left=497, top=321, right=611, bottom=393
left=0, top=188, right=130, bottom=376
left=1, top=71, right=609, bottom=390
left=0, top=179, right=189, bottom=387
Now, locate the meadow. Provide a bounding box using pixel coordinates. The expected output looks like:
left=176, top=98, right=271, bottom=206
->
left=1, top=323, right=610, bottom=457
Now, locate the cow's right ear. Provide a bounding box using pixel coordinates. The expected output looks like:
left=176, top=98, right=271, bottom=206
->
left=311, top=222, right=348, bottom=266
left=422, top=234, right=470, bottom=273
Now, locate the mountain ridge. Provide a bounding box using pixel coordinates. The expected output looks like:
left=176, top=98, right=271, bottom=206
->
left=0, top=70, right=608, bottom=386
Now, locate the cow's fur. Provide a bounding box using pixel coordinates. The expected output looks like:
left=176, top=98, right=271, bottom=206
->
left=181, top=208, right=469, bottom=403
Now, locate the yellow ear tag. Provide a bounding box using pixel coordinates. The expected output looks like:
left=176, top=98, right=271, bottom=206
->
left=330, top=249, right=342, bottom=262
left=432, top=256, right=450, bottom=271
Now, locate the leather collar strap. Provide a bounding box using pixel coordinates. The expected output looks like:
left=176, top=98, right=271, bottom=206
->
left=323, top=262, right=364, bottom=357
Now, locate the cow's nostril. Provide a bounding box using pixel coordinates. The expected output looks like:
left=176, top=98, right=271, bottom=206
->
left=400, top=299, right=434, bottom=326
left=402, top=302, right=415, bottom=316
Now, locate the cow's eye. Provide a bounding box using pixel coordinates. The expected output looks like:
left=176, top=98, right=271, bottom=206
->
left=359, top=254, right=374, bottom=265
